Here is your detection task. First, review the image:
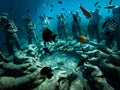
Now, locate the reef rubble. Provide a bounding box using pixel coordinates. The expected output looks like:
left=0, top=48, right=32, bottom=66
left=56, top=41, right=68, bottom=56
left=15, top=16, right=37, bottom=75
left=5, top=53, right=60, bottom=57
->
left=0, top=39, right=120, bottom=90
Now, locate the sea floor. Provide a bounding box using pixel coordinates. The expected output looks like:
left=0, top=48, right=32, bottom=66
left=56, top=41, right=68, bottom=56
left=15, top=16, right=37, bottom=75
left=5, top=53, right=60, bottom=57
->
left=0, top=39, right=120, bottom=90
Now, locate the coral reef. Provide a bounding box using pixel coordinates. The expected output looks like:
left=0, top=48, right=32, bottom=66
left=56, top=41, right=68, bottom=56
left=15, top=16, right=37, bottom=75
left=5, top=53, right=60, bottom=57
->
left=0, top=39, right=120, bottom=90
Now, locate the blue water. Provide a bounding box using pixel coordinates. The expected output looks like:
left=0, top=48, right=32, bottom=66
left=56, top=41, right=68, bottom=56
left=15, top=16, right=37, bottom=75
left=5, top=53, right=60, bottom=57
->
left=0, top=0, right=120, bottom=61
left=0, top=0, right=120, bottom=90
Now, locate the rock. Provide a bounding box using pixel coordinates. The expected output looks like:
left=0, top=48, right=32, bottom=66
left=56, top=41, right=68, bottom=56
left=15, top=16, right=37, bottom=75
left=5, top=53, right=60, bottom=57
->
left=1, top=36, right=120, bottom=90
left=15, top=69, right=41, bottom=88
left=0, top=76, right=16, bottom=90
left=99, top=61, right=120, bottom=80
left=94, top=77, right=115, bottom=90
left=14, top=51, right=28, bottom=64
left=0, top=69, right=45, bottom=90
left=27, top=65, right=38, bottom=72
left=84, top=49, right=109, bottom=58
left=3, top=62, right=30, bottom=76
left=83, top=44, right=96, bottom=52
left=83, top=63, right=115, bottom=90
left=84, top=63, right=103, bottom=77
left=70, top=79, right=85, bottom=90
left=97, top=46, right=114, bottom=54
left=89, top=41, right=99, bottom=46
left=106, top=54, right=120, bottom=66
left=84, top=50, right=100, bottom=57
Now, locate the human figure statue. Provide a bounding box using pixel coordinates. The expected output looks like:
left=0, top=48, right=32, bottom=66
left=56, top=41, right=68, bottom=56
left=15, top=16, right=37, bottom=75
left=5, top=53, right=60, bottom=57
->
left=112, top=6, right=120, bottom=50
left=0, top=13, right=21, bottom=55
left=22, top=15, right=39, bottom=47
left=88, top=8, right=102, bottom=43
left=56, top=12, right=67, bottom=40
left=71, top=10, right=82, bottom=38
left=39, top=14, right=49, bottom=30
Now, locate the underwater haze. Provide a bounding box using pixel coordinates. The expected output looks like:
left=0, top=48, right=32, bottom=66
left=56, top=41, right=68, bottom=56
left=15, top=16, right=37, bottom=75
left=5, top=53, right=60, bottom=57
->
left=0, top=0, right=120, bottom=90
left=0, top=0, right=120, bottom=51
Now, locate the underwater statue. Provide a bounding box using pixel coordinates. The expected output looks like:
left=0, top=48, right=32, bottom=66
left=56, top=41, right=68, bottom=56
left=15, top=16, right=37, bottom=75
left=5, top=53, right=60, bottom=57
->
left=88, top=8, right=102, bottom=43
left=71, top=10, right=82, bottom=38
left=39, top=14, right=49, bottom=30
left=22, top=15, right=39, bottom=47
left=102, top=17, right=118, bottom=48
left=0, top=13, right=22, bottom=55
left=112, top=6, right=120, bottom=50
left=56, top=12, right=67, bottom=40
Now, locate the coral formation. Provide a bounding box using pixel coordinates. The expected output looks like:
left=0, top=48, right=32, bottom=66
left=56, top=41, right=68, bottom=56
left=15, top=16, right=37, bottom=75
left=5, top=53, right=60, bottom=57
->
left=0, top=39, right=120, bottom=90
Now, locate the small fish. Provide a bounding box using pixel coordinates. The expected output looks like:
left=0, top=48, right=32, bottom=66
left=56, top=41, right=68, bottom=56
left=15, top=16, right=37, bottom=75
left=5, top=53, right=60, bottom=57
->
left=9, top=7, right=13, bottom=11
left=50, top=4, right=54, bottom=7
left=77, top=56, right=89, bottom=67
left=80, top=5, right=92, bottom=19
left=78, top=35, right=87, bottom=44
left=104, top=5, right=116, bottom=9
left=26, top=9, right=30, bottom=13
left=43, top=47, right=52, bottom=55
left=40, top=67, right=53, bottom=79
left=34, top=8, right=37, bottom=12
left=109, top=0, right=112, bottom=5
left=94, top=1, right=99, bottom=7
left=50, top=9, right=53, bottom=12
left=61, top=8, right=65, bottom=10
left=58, top=1, right=63, bottom=4
left=102, top=18, right=110, bottom=29
left=42, top=28, right=57, bottom=46
left=48, top=17, right=54, bottom=19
